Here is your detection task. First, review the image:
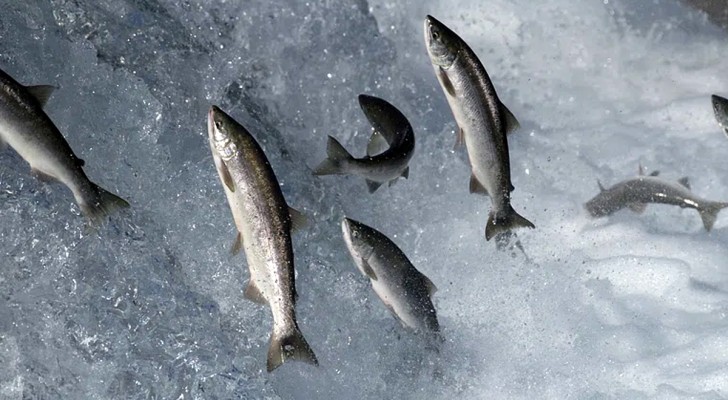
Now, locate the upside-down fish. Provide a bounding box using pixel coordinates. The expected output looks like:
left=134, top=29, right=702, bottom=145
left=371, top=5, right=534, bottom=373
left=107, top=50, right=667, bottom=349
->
left=585, top=166, right=728, bottom=231
left=313, top=94, right=415, bottom=193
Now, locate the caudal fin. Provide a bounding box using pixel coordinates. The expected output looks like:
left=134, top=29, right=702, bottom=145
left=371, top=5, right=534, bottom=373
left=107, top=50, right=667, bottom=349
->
left=698, top=201, right=728, bottom=231
left=485, top=206, right=535, bottom=241
left=266, top=327, right=318, bottom=372
left=313, top=136, right=353, bottom=176
left=80, top=183, right=130, bottom=226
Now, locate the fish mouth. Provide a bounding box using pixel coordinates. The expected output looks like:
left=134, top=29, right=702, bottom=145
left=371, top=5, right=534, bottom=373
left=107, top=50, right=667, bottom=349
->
left=207, top=106, right=218, bottom=138
left=341, top=217, right=353, bottom=238
left=423, top=16, right=436, bottom=46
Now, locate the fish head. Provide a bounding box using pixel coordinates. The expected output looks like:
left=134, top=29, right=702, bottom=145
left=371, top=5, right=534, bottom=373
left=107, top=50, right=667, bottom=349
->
left=712, top=94, right=728, bottom=127
left=424, top=15, right=459, bottom=69
left=341, top=217, right=376, bottom=267
left=208, top=105, right=239, bottom=161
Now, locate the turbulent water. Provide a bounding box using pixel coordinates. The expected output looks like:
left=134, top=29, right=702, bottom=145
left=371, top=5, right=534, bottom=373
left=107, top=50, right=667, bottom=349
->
left=1, top=0, right=728, bottom=399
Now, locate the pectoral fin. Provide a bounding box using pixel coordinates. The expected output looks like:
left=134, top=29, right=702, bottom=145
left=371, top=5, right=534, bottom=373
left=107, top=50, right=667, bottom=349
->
left=499, top=102, right=520, bottom=134
left=438, top=67, right=456, bottom=97
left=26, top=85, right=56, bottom=108
left=469, top=173, right=488, bottom=196
left=359, top=258, right=378, bottom=281
left=219, top=161, right=235, bottom=192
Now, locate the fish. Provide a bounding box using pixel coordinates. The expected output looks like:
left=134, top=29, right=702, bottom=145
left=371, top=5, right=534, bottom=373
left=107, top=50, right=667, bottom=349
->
left=711, top=94, right=728, bottom=137
left=423, top=15, right=534, bottom=241
left=341, top=217, right=440, bottom=341
left=0, top=67, right=129, bottom=224
left=312, top=94, right=415, bottom=193
left=207, top=105, right=317, bottom=372
left=585, top=166, right=728, bottom=231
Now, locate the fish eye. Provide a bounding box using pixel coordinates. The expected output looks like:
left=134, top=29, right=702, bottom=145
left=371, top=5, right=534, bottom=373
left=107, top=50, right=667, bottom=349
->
left=215, top=121, right=223, bottom=130
left=431, top=30, right=440, bottom=40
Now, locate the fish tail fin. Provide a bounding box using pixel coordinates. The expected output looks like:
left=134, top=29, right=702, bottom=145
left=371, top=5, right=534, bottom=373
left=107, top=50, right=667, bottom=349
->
left=699, top=201, right=728, bottom=231
left=266, top=327, right=318, bottom=372
left=485, top=206, right=535, bottom=241
left=312, top=136, right=353, bottom=176
left=80, top=183, right=130, bottom=225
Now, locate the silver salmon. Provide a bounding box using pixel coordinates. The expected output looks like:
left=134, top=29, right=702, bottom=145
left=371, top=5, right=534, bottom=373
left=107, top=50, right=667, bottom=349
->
left=424, top=15, right=534, bottom=240
left=585, top=167, right=728, bottom=230
left=313, top=94, right=415, bottom=193
left=208, top=105, right=317, bottom=372
left=0, top=67, right=128, bottom=223
left=341, top=217, right=440, bottom=340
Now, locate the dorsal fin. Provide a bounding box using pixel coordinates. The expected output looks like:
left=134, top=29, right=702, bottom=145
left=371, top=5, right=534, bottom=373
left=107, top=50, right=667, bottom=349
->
left=469, top=173, right=488, bottom=196
left=677, top=177, right=690, bottom=190
left=288, top=207, right=308, bottom=232
left=26, top=85, right=56, bottom=107
left=597, top=180, right=605, bottom=192
left=422, top=274, right=437, bottom=297
left=499, top=102, right=520, bottom=135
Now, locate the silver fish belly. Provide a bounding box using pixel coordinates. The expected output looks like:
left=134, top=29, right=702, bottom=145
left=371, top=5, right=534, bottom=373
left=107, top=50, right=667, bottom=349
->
left=0, top=67, right=128, bottom=223
left=313, top=94, right=415, bottom=193
left=208, top=105, right=317, bottom=372
left=424, top=15, right=533, bottom=240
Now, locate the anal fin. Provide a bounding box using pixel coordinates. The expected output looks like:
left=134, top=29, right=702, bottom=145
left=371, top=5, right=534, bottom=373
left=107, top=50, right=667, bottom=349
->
left=244, top=280, right=267, bottom=304
left=31, top=168, right=58, bottom=183
left=26, top=85, right=56, bottom=107
left=401, top=166, right=409, bottom=179
left=365, top=179, right=383, bottom=193
left=469, top=173, right=488, bottom=196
